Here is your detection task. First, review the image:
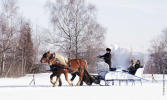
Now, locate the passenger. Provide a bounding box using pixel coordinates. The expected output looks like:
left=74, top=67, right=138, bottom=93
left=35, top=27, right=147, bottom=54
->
left=127, top=59, right=143, bottom=75
left=127, top=59, right=136, bottom=75
left=135, top=60, right=143, bottom=69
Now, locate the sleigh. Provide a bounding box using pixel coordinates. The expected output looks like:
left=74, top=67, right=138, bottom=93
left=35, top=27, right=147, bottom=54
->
left=91, top=62, right=149, bottom=86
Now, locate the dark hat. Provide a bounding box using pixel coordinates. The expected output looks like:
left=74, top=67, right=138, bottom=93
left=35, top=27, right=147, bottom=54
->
left=106, top=48, right=111, bottom=51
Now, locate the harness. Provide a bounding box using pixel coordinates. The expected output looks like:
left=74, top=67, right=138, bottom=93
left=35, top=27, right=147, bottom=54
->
left=48, top=65, right=70, bottom=73
left=49, top=53, right=71, bottom=72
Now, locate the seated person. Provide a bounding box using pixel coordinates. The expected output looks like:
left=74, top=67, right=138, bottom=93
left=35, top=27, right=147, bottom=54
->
left=125, top=59, right=143, bottom=75
left=135, top=60, right=143, bottom=69
left=127, top=59, right=136, bottom=75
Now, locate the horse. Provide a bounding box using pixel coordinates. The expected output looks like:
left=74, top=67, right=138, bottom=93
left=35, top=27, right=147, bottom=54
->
left=40, top=51, right=94, bottom=86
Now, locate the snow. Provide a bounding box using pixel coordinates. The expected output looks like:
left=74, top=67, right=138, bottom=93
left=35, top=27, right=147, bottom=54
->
left=0, top=73, right=167, bottom=100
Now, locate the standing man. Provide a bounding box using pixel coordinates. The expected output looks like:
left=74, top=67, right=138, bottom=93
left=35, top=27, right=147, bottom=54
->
left=98, top=48, right=116, bottom=71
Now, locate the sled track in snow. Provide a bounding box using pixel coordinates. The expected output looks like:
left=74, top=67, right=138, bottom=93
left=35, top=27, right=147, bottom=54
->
left=0, top=81, right=154, bottom=88
left=0, top=85, right=52, bottom=88
left=0, top=84, right=104, bottom=88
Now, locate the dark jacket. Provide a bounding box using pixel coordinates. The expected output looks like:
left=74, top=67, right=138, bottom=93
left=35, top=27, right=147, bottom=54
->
left=128, top=66, right=136, bottom=75
left=128, top=64, right=142, bottom=75
left=100, top=53, right=112, bottom=68
left=135, top=64, right=142, bottom=69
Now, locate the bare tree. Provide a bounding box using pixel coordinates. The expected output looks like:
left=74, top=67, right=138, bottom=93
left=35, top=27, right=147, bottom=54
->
left=146, top=28, right=167, bottom=74
left=46, top=0, right=105, bottom=59
left=0, top=0, right=38, bottom=77
left=0, top=0, right=19, bottom=75
left=45, top=0, right=106, bottom=73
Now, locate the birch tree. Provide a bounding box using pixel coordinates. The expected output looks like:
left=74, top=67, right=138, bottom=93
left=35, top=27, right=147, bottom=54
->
left=46, top=0, right=106, bottom=59
left=146, top=29, right=167, bottom=74
left=0, top=0, right=19, bottom=75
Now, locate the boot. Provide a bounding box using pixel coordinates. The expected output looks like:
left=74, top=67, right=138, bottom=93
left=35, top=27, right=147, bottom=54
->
left=122, top=70, right=128, bottom=72
left=110, top=68, right=116, bottom=71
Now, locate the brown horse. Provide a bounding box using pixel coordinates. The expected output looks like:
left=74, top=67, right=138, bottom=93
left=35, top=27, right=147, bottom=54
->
left=40, top=51, right=94, bottom=86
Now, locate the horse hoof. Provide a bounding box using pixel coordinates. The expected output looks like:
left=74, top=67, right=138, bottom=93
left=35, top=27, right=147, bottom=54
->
left=70, top=83, right=73, bottom=86
left=76, top=83, right=80, bottom=86
left=53, top=84, right=57, bottom=87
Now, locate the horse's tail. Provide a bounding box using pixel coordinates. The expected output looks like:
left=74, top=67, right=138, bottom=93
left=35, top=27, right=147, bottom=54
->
left=83, top=69, right=93, bottom=85
left=83, top=59, right=88, bottom=70
left=81, top=59, right=94, bottom=85
left=83, top=69, right=101, bottom=85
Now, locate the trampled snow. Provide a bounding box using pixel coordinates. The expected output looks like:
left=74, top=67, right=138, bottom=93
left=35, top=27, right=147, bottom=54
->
left=0, top=73, right=166, bottom=100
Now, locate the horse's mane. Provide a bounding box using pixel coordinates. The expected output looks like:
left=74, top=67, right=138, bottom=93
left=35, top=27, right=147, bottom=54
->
left=53, top=52, right=68, bottom=66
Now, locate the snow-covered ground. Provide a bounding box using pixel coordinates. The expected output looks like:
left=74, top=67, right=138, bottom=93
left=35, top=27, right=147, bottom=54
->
left=0, top=73, right=167, bottom=100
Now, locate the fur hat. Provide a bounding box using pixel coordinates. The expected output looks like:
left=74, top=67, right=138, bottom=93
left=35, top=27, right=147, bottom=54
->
left=106, top=48, right=111, bottom=51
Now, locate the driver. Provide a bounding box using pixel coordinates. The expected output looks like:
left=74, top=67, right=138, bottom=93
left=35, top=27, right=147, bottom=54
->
left=98, top=48, right=116, bottom=71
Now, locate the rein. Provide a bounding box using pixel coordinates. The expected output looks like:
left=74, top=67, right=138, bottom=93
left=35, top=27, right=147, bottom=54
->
left=49, top=53, right=72, bottom=71
left=47, top=65, right=71, bottom=73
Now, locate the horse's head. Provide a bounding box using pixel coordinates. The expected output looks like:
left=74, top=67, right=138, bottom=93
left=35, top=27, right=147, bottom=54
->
left=40, top=51, right=51, bottom=63
left=48, top=53, right=61, bottom=66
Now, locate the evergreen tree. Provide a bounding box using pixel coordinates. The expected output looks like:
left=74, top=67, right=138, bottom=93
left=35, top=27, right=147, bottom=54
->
left=19, top=22, right=34, bottom=73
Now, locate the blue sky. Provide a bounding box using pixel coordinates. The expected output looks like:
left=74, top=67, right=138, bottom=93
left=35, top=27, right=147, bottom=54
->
left=17, top=0, right=167, bottom=53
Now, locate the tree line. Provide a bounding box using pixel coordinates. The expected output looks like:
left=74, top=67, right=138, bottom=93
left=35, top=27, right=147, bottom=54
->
left=145, top=29, right=167, bottom=74
left=0, top=0, right=105, bottom=77
left=0, top=0, right=37, bottom=77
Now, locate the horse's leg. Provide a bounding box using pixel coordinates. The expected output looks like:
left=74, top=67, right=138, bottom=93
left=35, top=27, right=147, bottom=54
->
left=80, top=80, right=83, bottom=86
left=70, top=73, right=77, bottom=82
left=50, top=73, right=56, bottom=85
left=70, top=73, right=84, bottom=85
left=58, top=78, right=62, bottom=86
left=64, top=71, right=73, bottom=86
left=76, top=68, right=84, bottom=86
left=53, top=74, right=61, bottom=87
